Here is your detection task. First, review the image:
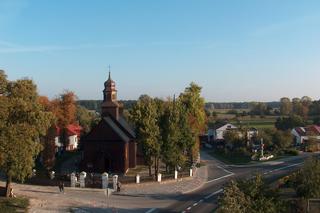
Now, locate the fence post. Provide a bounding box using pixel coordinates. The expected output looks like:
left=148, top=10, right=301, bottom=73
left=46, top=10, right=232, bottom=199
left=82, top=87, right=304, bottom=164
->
left=102, top=172, right=109, bottom=189
left=80, top=171, right=87, bottom=188
left=136, top=174, right=140, bottom=184
left=157, top=173, right=162, bottom=182
left=113, top=175, right=118, bottom=191
left=70, top=173, right=76, bottom=187
left=190, top=168, right=193, bottom=177
left=174, top=170, right=178, bottom=180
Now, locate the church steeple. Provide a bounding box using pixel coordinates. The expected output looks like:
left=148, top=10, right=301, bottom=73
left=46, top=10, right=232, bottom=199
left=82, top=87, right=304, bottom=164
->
left=101, top=71, right=119, bottom=119
left=103, top=72, right=117, bottom=102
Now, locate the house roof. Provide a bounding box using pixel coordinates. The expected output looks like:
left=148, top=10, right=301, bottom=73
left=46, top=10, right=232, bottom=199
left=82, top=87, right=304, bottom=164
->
left=215, top=123, right=238, bottom=131
left=293, top=125, right=320, bottom=136
left=56, top=124, right=82, bottom=137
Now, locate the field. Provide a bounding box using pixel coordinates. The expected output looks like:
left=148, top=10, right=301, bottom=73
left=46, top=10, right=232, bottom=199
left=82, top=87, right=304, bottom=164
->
left=211, top=108, right=277, bottom=129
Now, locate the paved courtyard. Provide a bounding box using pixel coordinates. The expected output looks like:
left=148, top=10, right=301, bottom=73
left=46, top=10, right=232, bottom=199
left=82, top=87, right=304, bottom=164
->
left=0, top=151, right=228, bottom=212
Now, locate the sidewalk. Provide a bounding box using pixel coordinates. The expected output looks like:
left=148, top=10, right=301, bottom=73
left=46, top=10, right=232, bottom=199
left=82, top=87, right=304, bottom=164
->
left=119, top=164, right=208, bottom=197
left=2, top=150, right=224, bottom=212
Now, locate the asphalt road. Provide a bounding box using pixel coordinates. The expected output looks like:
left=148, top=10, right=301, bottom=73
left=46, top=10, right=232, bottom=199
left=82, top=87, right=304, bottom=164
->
left=156, top=152, right=318, bottom=213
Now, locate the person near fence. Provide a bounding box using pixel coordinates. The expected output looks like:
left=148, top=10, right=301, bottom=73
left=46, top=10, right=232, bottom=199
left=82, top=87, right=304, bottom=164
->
left=58, top=180, right=65, bottom=193
left=117, top=181, right=121, bottom=192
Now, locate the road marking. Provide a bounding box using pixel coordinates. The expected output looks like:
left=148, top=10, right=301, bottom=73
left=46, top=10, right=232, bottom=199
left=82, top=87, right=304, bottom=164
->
left=145, top=208, right=156, bottom=213
left=263, top=163, right=303, bottom=175
left=204, top=189, right=223, bottom=199
left=206, top=173, right=234, bottom=184
left=217, top=165, right=234, bottom=174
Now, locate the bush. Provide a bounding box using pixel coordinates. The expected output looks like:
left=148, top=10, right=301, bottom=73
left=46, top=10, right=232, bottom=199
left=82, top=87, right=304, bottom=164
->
left=283, top=149, right=299, bottom=156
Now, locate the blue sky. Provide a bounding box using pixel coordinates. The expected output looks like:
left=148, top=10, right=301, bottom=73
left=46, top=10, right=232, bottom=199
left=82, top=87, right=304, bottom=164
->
left=1, top=0, right=320, bottom=102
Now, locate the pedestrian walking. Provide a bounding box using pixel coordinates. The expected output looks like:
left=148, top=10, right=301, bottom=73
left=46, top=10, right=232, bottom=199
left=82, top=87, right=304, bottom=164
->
left=58, top=180, right=65, bottom=193
left=117, top=181, right=121, bottom=192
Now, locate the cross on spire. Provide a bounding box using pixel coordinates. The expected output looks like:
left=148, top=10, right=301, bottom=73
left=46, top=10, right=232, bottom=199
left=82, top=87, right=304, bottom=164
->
left=108, top=65, right=111, bottom=80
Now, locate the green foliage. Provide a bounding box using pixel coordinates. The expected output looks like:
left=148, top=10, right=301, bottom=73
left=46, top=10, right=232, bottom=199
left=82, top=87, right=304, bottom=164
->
left=224, top=131, right=246, bottom=150
left=0, top=71, right=53, bottom=196
left=129, top=82, right=206, bottom=174
left=76, top=105, right=99, bottom=133
left=129, top=95, right=161, bottom=175
left=218, top=180, right=251, bottom=213
left=218, top=175, right=288, bottom=213
left=280, top=97, right=292, bottom=116
left=292, top=157, right=320, bottom=199
left=0, top=197, right=29, bottom=213
left=275, top=115, right=305, bottom=131
left=179, top=82, right=207, bottom=162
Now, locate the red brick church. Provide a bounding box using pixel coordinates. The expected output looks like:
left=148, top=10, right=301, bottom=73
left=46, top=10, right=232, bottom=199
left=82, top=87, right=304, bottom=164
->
left=82, top=73, right=137, bottom=174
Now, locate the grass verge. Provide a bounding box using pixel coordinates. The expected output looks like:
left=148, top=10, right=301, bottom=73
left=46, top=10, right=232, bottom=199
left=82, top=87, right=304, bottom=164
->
left=209, top=151, right=252, bottom=165
left=0, top=197, right=29, bottom=213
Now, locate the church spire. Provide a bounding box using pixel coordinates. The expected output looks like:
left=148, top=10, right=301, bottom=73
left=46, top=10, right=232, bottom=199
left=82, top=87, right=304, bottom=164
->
left=102, top=70, right=119, bottom=119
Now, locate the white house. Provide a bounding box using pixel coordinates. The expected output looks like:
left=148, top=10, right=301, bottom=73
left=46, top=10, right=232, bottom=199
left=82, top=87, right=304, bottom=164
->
left=55, top=124, right=82, bottom=151
left=210, top=123, right=238, bottom=141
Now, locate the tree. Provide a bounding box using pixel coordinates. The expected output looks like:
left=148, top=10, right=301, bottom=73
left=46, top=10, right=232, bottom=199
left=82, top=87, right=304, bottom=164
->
left=250, top=102, right=268, bottom=116
left=293, top=157, right=320, bottom=199
left=76, top=105, right=99, bottom=134
left=179, top=82, right=207, bottom=163
left=301, top=96, right=312, bottom=119
left=224, top=130, right=245, bottom=150
left=218, top=175, right=287, bottom=213
left=272, top=130, right=293, bottom=150
left=50, top=91, right=77, bottom=149
left=218, top=180, right=251, bottom=213
left=0, top=73, right=53, bottom=197
left=41, top=125, right=57, bottom=170
left=160, top=99, right=188, bottom=172
left=129, top=95, right=161, bottom=176
left=292, top=98, right=303, bottom=116
left=275, top=115, right=305, bottom=131
left=280, top=97, right=292, bottom=115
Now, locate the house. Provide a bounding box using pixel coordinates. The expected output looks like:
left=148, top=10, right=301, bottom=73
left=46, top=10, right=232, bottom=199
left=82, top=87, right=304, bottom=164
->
left=55, top=124, right=82, bottom=152
left=208, top=123, right=238, bottom=141
left=291, top=125, right=320, bottom=146
left=247, top=127, right=258, bottom=141
left=81, top=73, right=138, bottom=174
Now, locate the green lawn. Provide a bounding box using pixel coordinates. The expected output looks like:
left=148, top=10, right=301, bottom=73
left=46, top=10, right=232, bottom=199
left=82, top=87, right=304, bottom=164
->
left=0, top=197, right=29, bottom=213
left=209, top=151, right=252, bottom=165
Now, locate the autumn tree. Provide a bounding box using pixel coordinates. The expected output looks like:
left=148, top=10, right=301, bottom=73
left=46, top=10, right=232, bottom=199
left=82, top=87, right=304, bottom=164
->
left=51, top=91, right=77, bottom=149
left=0, top=72, right=53, bottom=197
left=179, top=82, right=207, bottom=163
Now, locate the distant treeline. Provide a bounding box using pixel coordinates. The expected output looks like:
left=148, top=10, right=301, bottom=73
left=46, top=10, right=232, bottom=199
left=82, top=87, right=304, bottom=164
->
left=78, top=100, right=281, bottom=112
left=77, top=100, right=137, bottom=112
left=205, top=102, right=280, bottom=110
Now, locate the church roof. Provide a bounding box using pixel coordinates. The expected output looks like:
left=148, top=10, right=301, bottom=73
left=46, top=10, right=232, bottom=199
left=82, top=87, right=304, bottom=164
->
left=103, top=117, right=130, bottom=143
